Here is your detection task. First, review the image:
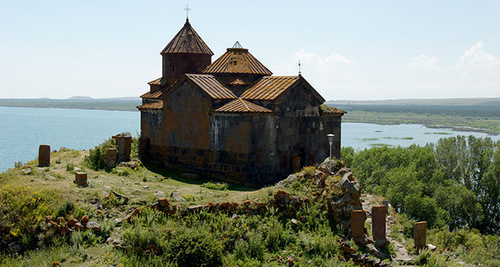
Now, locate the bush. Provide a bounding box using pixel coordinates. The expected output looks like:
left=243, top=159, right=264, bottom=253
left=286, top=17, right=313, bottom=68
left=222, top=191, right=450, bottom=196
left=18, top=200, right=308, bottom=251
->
left=201, top=182, right=228, bottom=191
left=167, top=227, right=223, bottom=267
left=55, top=198, right=75, bottom=219
left=84, top=138, right=116, bottom=170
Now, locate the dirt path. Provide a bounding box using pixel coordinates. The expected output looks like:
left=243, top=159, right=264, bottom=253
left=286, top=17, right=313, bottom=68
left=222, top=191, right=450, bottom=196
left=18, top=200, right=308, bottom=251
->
left=361, top=194, right=414, bottom=264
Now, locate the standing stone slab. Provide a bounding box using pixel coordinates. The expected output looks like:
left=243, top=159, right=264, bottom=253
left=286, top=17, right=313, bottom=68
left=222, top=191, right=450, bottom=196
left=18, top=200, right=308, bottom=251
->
left=414, top=221, right=427, bottom=249
left=106, top=148, right=117, bottom=169
left=115, top=135, right=132, bottom=162
left=38, top=145, right=51, bottom=167
left=382, top=200, right=389, bottom=214
left=351, top=210, right=367, bottom=244
left=74, top=172, right=88, bottom=187
left=372, top=205, right=387, bottom=245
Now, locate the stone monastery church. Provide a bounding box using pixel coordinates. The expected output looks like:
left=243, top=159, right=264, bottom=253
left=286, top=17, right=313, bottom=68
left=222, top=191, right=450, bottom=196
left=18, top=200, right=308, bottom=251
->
left=137, top=18, right=345, bottom=185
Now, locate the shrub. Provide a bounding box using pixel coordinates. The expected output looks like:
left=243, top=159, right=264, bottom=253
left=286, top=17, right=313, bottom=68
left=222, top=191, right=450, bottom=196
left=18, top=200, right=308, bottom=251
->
left=201, top=182, right=228, bottom=191
left=66, top=163, right=75, bottom=172
left=167, top=227, right=223, bottom=267
left=55, top=198, right=75, bottom=219
left=300, top=166, right=316, bottom=177
left=84, top=138, right=116, bottom=170
left=14, top=161, right=24, bottom=169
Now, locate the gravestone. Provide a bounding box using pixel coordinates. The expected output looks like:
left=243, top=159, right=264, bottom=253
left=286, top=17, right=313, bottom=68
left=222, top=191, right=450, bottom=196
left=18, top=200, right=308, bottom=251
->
left=106, top=148, right=117, bottom=169
left=74, top=172, right=88, bottom=187
left=351, top=210, right=367, bottom=243
left=115, top=135, right=132, bottom=162
left=372, top=205, right=387, bottom=246
left=414, top=221, right=427, bottom=249
left=38, top=145, right=51, bottom=167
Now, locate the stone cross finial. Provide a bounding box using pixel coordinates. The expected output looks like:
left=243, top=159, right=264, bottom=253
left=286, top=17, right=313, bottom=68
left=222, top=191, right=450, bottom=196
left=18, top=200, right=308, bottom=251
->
left=184, top=4, right=191, bottom=19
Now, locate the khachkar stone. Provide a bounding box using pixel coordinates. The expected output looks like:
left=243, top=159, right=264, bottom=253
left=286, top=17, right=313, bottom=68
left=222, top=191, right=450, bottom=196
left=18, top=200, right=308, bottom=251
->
left=116, top=135, right=132, bottom=162
left=106, top=148, right=117, bottom=169
left=74, top=172, right=88, bottom=187
left=372, top=205, right=387, bottom=247
left=414, top=221, right=427, bottom=250
left=38, top=145, right=51, bottom=167
left=351, top=210, right=367, bottom=244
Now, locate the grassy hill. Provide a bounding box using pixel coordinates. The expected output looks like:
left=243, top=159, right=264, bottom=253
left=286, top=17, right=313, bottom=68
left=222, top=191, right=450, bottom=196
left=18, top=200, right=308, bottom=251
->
left=1, top=137, right=498, bottom=266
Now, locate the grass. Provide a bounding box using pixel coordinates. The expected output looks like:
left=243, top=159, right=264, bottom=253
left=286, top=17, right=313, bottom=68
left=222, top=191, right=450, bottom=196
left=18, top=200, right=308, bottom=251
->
left=1, top=144, right=499, bottom=266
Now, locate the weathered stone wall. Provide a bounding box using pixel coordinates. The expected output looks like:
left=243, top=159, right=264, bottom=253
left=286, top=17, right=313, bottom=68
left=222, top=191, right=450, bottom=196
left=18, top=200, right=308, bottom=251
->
left=162, top=54, right=212, bottom=85
left=140, top=109, right=162, bottom=150
left=142, top=80, right=342, bottom=185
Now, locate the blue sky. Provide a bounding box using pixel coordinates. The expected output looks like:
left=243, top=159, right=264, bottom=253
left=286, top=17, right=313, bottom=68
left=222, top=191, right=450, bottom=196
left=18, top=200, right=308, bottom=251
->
left=1, top=1, right=499, bottom=100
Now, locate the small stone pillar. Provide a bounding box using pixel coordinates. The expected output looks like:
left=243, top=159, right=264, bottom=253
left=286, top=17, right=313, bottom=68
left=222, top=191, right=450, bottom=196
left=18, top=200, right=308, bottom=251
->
left=74, top=172, right=88, bottom=187
left=116, top=135, right=132, bottom=162
left=372, top=205, right=387, bottom=246
left=106, top=148, right=117, bottom=169
left=382, top=200, right=389, bottom=214
left=38, top=145, right=51, bottom=167
left=414, top=221, right=427, bottom=250
left=138, top=137, right=149, bottom=156
left=351, top=210, right=367, bottom=243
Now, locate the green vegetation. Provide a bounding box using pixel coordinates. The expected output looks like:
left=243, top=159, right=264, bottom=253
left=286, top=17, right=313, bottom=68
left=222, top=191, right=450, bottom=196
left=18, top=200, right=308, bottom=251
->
left=328, top=98, right=500, bottom=134
left=201, top=182, right=229, bottom=191
left=1, top=135, right=499, bottom=266
left=343, top=135, right=500, bottom=234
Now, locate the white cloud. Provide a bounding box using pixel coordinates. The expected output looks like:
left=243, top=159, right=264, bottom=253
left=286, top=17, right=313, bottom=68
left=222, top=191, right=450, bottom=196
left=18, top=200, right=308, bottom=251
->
left=274, top=41, right=500, bottom=100
left=406, top=55, right=441, bottom=72
left=272, top=49, right=358, bottom=100
left=404, top=41, right=500, bottom=98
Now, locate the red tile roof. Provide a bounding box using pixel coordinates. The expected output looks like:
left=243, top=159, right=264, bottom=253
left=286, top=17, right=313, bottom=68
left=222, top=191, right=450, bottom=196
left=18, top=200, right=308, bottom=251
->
left=203, top=48, right=272, bottom=75
left=241, top=76, right=299, bottom=100
left=215, top=98, right=272, bottom=113
left=161, top=19, right=214, bottom=55
left=137, top=101, right=163, bottom=110
left=186, top=74, right=237, bottom=100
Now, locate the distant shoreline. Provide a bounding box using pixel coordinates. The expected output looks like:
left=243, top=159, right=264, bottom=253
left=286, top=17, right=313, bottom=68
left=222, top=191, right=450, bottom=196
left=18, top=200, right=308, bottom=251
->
left=2, top=97, right=499, bottom=134
left=0, top=98, right=141, bottom=112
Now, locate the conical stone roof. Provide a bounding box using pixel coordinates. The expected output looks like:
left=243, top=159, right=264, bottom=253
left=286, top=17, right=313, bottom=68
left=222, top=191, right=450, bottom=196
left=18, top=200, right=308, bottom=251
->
left=203, top=43, right=272, bottom=75
left=161, top=19, right=214, bottom=55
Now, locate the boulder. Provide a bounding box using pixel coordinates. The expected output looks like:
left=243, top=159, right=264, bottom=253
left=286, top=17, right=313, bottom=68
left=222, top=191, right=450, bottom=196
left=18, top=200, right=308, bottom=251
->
left=274, top=190, right=291, bottom=206
left=153, top=190, right=166, bottom=199
left=74, top=222, right=85, bottom=231
left=86, top=221, right=101, bottom=232
left=80, top=215, right=89, bottom=226
left=170, top=192, right=185, bottom=202
left=275, top=174, right=297, bottom=188
left=319, top=157, right=336, bottom=173
left=158, top=198, right=170, bottom=207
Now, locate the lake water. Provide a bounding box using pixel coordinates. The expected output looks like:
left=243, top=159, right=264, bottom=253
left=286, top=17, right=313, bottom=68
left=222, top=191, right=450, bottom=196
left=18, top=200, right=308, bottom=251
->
left=0, top=106, right=498, bottom=172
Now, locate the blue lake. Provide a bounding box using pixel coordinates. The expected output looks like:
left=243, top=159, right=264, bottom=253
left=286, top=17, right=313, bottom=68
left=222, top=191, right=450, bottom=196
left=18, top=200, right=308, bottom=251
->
left=0, top=106, right=498, bottom=172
